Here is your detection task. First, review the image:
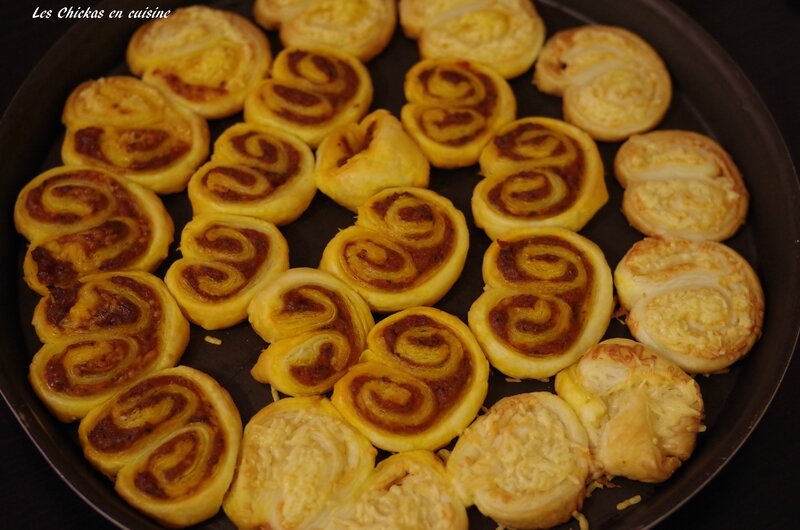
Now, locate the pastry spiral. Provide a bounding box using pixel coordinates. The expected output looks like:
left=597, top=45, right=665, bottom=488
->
left=223, top=396, right=376, bottom=530
left=615, top=130, right=749, bottom=240
left=247, top=268, right=375, bottom=396
left=28, top=271, right=189, bottom=422
left=533, top=25, right=672, bottom=142
left=446, top=392, right=590, bottom=530
left=319, top=187, right=470, bottom=312
left=127, top=6, right=271, bottom=119
left=187, top=123, right=316, bottom=226
left=15, top=166, right=173, bottom=295
left=244, top=47, right=373, bottom=147
left=615, top=237, right=765, bottom=373
left=253, top=0, right=397, bottom=62
left=473, top=116, right=608, bottom=239
left=78, top=366, right=241, bottom=528
left=314, top=109, right=430, bottom=212
left=164, top=214, right=289, bottom=330
left=328, top=450, right=468, bottom=530
left=401, top=58, right=516, bottom=168
left=331, top=306, right=489, bottom=452
left=468, top=227, right=614, bottom=379
left=60, top=76, right=209, bottom=194
left=400, top=0, right=547, bottom=79
left=555, top=338, right=704, bottom=483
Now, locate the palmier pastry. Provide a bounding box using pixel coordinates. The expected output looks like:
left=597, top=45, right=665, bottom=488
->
left=78, top=366, right=241, bottom=527
left=446, top=392, right=590, bottom=529
left=28, top=271, right=189, bottom=422
left=401, top=58, right=516, bottom=168
left=615, top=237, right=765, bottom=373
left=615, top=130, right=749, bottom=240
left=127, top=6, right=271, bottom=118
left=319, top=187, right=469, bottom=312
left=164, top=214, right=289, bottom=330
left=400, top=0, right=546, bottom=79
left=468, top=227, right=614, bottom=379
left=533, top=25, right=672, bottom=142
left=253, top=0, right=397, bottom=62
left=327, top=450, right=468, bottom=530
left=473, top=117, right=608, bottom=239
left=60, top=76, right=209, bottom=194
left=187, top=122, right=316, bottom=226
left=14, top=166, right=173, bottom=295
left=315, top=109, right=430, bottom=211
left=223, top=396, right=376, bottom=530
left=556, top=338, right=704, bottom=483
left=331, top=306, right=489, bottom=452
left=244, top=47, right=373, bottom=147
left=247, top=268, right=374, bottom=396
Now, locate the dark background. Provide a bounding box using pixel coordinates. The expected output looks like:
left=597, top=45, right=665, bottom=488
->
left=1, top=1, right=798, bottom=529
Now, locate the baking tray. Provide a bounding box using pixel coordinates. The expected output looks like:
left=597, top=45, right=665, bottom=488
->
left=1, top=0, right=798, bottom=528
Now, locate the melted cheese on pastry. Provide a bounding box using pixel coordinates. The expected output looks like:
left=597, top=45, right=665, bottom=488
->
left=164, top=214, right=289, bottom=330
left=247, top=268, right=375, bottom=396
left=244, top=47, right=373, bottom=147
left=533, top=25, right=671, bottom=142
left=60, top=76, right=209, bottom=194
left=319, top=187, right=469, bottom=312
left=473, top=116, right=607, bottom=239
left=468, top=227, right=613, bottom=379
left=28, top=271, right=189, bottom=422
left=615, top=130, right=749, bottom=240
left=223, top=396, right=376, bottom=530
left=254, top=0, right=397, bottom=62
left=127, top=6, right=271, bottom=118
left=615, top=237, right=764, bottom=373
left=15, top=166, right=173, bottom=295
left=555, top=338, right=704, bottom=482
left=446, top=392, right=590, bottom=530
left=401, top=58, right=516, bottom=168
left=187, top=122, right=316, bottom=226
left=400, top=0, right=546, bottom=79
left=315, top=109, right=430, bottom=211
left=331, top=306, right=489, bottom=452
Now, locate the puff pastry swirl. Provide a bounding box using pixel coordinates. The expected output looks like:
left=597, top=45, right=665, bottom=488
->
left=29, top=271, right=189, bottom=422
left=223, top=396, right=376, bottom=530
left=473, top=116, right=608, bottom=239
left=615, top=130, right=749, bottom=240
left=446, top=392, right=590, bottom=530
left=253, top=0, right=397, bottom=62
left=400, top=0, right=547, bottom=79
left=401, top=58, right=516, bottom=168
left=78, top=366, right=241, bottom=527
left=15, top=166, right=173, bottom=295
left=331, top=306, right=489, bottom=452
left=187, top=122, right=316, bottom=226
left=164, top=214, right=289, bottom=330
left=61, top=76, right=209, bottom=194
left=127, top=6, right=271, bottom=118
left=244, top=47, right=373, bottom=147
left=314, top=109, right=430, bottom=211
left=247, top=268, right=375, bottom=396
left=556, top=338, right=704, bottom=483
left=468, top=227, right=614, bottom=379
left=615, top=237, right=764, bottom=373
left=319, top=187, right=470, bottom=312
left=533, top=25, right=672, bottom=142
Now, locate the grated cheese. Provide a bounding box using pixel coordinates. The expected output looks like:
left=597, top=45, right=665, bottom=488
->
left=572, top=510, right=589, bottom=530
left=204, top=335, right=222, bottom=345
left=616, top=494, right=642, bottom=511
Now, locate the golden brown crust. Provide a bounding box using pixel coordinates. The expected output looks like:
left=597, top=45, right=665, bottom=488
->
left=533, top=25, right=672, bottom=142
left=15, top=166, right=173, bottom=295
left=127, top=6, right=271, bottom=119
left=614, top=237, right=764, bottom=373
left=615, top=130, right=749, bottom=240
